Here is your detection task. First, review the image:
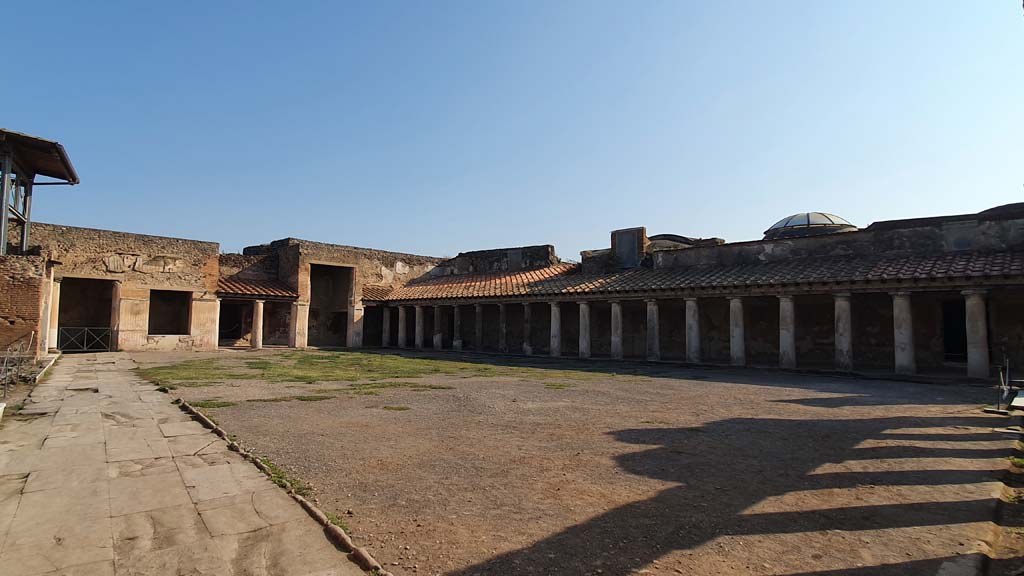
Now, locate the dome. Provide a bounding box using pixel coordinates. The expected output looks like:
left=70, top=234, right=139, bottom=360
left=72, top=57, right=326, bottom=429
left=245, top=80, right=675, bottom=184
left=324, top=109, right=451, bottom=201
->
left=763, top=212, right=856, bottom=240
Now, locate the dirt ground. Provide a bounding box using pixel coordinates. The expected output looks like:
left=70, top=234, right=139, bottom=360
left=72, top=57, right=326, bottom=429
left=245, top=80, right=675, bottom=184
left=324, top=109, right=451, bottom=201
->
left=131, top=348, right=1020, bottom=576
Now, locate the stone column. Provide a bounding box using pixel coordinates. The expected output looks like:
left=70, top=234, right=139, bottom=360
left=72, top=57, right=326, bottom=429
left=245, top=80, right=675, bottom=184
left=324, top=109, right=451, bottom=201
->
left=48, top=278, right=61, bottom=351
left=550, top=302, right=561, bottom=357
left=346, top=303, right=364, bottom=348
left=433, top=305, right=444, bottom=349
left=397, top=306, right=408, bottom=348
left=453, top=305, right=463, bottom=351
left=382, top=307, right=392, bottom=348
left=522, top=303, right=533, bottom=355
left=474, top=304, right=483, bottom=351
left=289, top=302, right=309, bottom=348
left=498, top=304, right=508, bottom=353
left=729, top=297, right=745, bottom=366
left=414, top=305, right=425, bottom=350
left=685, top=297, right=700, bottom=363
left=251, top=300, right=265, bottom=350
left=610, top=301, right=623, bottom=360
left=834, top=293, right=852, bottom=371
left=778, top=295, right=795, bottom=369
left=213, top=299, right=221, bottom=350
left=578, top=301, right=591, bottom=359
left=646, top=299, right=660, bottom=361
left=892, top=292, right=915, bottom=375
left=963, top=290, right=990, bottom=378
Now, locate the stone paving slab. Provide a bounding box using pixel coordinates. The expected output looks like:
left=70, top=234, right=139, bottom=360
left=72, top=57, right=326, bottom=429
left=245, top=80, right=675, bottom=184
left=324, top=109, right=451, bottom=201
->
left=0, top=353, right=364, bottom=576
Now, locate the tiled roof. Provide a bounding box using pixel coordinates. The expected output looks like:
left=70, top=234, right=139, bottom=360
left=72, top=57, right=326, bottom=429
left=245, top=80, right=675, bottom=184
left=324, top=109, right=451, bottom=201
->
left=217, top=277, right=298, bottom=299
left=381, top=252, right=1024, bottom=301
left=362, top=285, right=395, bottom=301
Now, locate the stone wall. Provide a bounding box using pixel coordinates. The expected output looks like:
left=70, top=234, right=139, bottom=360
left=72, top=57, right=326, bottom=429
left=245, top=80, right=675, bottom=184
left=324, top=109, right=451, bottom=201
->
left=432, top=245, right=559, bottom=277
left=14, top=223, right=221, bottom=352
left=654, top=211, right=1024, bottom=270
left=218, top=253, right=278, bottom=281
left=23, top=223, right=219, bottom=291
left=0, top=255, right=46, bottom=355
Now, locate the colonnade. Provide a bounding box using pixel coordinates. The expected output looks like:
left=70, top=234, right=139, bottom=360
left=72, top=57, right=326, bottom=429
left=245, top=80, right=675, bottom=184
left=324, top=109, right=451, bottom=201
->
left=380, top=290, right=991, bottom=378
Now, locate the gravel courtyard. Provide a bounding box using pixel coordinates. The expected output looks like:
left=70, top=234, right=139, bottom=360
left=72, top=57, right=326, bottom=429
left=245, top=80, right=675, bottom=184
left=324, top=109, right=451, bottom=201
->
left=131, top=349, right=1017, bottom=576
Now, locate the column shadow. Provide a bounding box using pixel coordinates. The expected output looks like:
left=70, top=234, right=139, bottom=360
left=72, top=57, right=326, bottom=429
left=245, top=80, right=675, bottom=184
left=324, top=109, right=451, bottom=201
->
left=447, top=415, right=1009, bottom=576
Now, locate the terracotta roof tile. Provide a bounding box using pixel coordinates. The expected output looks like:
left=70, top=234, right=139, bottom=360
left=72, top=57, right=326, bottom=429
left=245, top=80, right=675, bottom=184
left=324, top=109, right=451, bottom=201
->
left=362, top=285, right=395, bottom=301
left=381, top=252, right=1024, bottom=301
left=217, top=277, right=298, bottom=299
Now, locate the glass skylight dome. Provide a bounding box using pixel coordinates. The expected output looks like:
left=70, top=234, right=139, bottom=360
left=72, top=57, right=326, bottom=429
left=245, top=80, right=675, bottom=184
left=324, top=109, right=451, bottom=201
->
left=763, top=212, right=857, bottom=240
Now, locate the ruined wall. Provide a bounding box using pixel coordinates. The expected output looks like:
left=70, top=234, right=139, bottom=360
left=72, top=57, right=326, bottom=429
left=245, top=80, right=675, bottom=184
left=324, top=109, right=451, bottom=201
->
left=653, top=213, right=1024, bottom=270
left=658, top=299, right=687, bottom=360
left=218, top=253, right=278, bottom=281
left=0, top=255, right=46, bottom=354
left=991, top=288, right=1024, bottom=369
left=851, top=293, right=894, bottom=370
left=481, top=305, right=500, bottom=351
left=528, top=302, right=551, bottom=355
left=434, top=245, right=559, bottom=277
left=18, top=223, right=221, bottom=352
left=794, top=294, right=834, bottom=368
left=745, top=296, right=779, bottom=366
left=25, top=223, right=219, bottom=291
left=561, top=302, right=580, bottom=357
left=621, top=300, right=646, bottom=359
left=699, top=298, right=730, bottom=363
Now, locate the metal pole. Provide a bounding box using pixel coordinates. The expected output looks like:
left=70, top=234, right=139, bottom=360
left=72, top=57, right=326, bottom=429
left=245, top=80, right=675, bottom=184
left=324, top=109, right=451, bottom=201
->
left=20, top=180, right=32, bottom=252
left=0, top=151, right=10, bottom=255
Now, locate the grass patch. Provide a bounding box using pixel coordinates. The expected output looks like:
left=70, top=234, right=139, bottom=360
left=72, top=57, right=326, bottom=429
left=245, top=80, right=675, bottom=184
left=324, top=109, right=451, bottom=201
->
left=544, top=382, right=573, bottom=390
left=294, top=395, right=332, bottom=402
left=325, top=512, right=350, bottom=531
left=190, top=399, right=236, bottom=409
left=381, top=405, right=410, bottom=411
left=1010, top=456, right=1024, bottom=469
left=138, top=350, right=638, bottom=392
left=248, top=397, right=294, bottom=403
left=259, top=456, right=312, bottom=497
left=137, top=359, right=246, bottom=387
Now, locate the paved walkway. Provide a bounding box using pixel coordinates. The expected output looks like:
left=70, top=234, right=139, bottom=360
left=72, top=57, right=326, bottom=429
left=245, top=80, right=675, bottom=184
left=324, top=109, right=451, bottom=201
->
left=0, top=353, right=364, bottom=576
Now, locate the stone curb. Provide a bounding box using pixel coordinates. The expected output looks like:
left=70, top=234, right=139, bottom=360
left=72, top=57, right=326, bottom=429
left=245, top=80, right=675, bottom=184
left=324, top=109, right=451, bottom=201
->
left=34, top=353, right=60, bottom=383
left=175, top=398, right=393, bottom=576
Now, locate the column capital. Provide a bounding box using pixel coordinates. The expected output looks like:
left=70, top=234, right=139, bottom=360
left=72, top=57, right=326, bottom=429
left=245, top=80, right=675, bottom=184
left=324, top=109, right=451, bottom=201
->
left=961, top=289, right=989, bottom=297
left=550, top=300, right=560, bottom=306
left=729, top=296, right=743, bottom=303
left=684, top=296, right=699, bottom=302
left=833, top=292, right=851, bottom=300
left=644, top=298, right=658, bottom=304
left=890, top=291, right=913, bottom=298
left=777, top=294, right=793, bottom=302
left=577, top=300, right=590, bottom=306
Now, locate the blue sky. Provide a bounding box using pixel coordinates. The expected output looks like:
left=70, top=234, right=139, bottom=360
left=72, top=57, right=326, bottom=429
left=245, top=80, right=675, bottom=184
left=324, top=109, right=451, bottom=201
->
left=6, top=2, right=1022, bottom=259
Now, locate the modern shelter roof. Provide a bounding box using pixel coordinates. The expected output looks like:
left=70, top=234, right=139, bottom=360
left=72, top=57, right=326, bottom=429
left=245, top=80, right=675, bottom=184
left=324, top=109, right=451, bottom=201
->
left=0, top=129, right=79, bottom=184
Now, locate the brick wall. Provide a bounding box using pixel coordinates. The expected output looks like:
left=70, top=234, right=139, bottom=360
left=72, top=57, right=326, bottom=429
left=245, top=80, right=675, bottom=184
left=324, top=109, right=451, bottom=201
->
left=0, top=255, right=46, bottom=354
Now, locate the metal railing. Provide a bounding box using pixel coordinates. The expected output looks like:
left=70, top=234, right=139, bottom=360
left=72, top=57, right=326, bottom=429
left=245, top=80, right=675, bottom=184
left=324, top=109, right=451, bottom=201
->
left=57, top=327, right=111, bottom=353
left=2, top=331, right=35, bottom=398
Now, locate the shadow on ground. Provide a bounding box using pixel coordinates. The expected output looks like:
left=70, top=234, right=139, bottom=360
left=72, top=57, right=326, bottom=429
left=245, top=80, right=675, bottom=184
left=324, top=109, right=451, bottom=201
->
left=443, top=413, right=1010, bottom=576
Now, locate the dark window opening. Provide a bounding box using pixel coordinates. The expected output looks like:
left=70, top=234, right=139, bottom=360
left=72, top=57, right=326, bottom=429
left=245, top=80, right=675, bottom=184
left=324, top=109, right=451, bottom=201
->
left=942, top=299, right=967, bottom=363
left=149, top=290, right=191, bottom=336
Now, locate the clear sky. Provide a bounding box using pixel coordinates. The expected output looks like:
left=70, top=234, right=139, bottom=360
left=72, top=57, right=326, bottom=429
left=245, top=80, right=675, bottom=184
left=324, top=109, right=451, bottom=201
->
left=6, top=2, right=1022, bottom=259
